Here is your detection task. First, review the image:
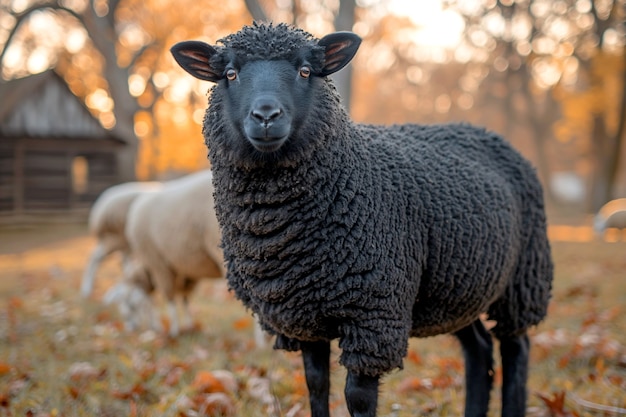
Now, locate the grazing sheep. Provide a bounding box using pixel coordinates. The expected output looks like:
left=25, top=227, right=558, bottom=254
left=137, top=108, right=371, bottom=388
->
left=103, top=261, right=158, bottom=332
left=111, top=170, right=225, bottom=337
left=171, top=22, right=553, bottom=417
left=81, top=181, right=161, bottom=298
left=594, top=198, right=626, bottom=236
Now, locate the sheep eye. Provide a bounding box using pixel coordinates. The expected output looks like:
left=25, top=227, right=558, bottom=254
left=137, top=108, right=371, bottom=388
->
left=226, top=69, right=237, bottom=81
left=299, top=66, right=311, bottom=79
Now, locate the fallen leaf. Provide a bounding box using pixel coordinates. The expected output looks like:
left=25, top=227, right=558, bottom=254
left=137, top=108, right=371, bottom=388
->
left=397, top=376, right=430, bottom=393
left=111, top=382, right=156, bottom=402
left=435, top=357, right=463, bottom=372
left=0, top=392, right=10, bottom=408
left=0, top=363, right=11, bottom=376
left=607, top=374, right=625, bottom=388
left=292, top=371, right=307, bottom=396
left=246, top=376, right=273, bottom=404
left=95, top=310, right=112, bottom=323
left=194, top=392, right=236, bottom=416
left=68, top=362, right=104, bottom=382
left=232, top=317, right=252, bottom=330
left=406, top=350, right=422, bottom=366
left=599, top=305, right=622, bottom=322
left=536, top=391, right=579, bottom=417
left=211, top=370, right=238, bottom=393
left=8, top=374, right=30, bottom=396
left=67, top=385, right=82, bottom=399
left=191, top=371, right=226, bottom=394
left=594, top=357, right=605, bottom=375
left=8, top=296, right=23, bottom=309
left=164, top=367, right=185, bottom=386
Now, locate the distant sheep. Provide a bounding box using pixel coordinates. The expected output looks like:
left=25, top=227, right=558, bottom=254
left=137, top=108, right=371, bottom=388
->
left=105, top=171, right=226, bottom=337
left=171, top=22, right=553, bottom=417
left=81, top=181, right=161, bottom=298
left=594, top=198, right=626, bottom=239
left=103, top=262, right=158, bottom=332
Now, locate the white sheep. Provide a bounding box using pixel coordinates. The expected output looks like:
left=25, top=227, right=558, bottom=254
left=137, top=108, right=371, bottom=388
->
left=81, top=181, right=161, bottom=298
left=594, top=198, right=626, bottom=238
left=103, top=261, right=159, bottom=332
left=104, top=170, right=268, bottom=343
left=104, top=171, right=268, bottom=345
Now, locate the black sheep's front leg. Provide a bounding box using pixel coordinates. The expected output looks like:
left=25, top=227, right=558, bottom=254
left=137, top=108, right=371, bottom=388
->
left=301, top=340, right=331, bottom=417
left=499, top=332, right=529, bottom=417
left=454, top=319, right=494, bottom=417
left=345, top=371, right=379, bottom=417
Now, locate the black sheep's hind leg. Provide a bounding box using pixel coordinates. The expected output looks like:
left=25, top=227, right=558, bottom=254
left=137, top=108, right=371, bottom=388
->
left=499, top=332, right=529, bottom=417
left=454, top=319, right=494, bottom=417
left=345, top=371, right=379, bottom=417
left=301, top=340, right=331, bottom=417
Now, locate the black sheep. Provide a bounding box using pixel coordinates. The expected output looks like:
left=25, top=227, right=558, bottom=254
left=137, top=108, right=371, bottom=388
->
left=171, top=22, right=553, bottom=417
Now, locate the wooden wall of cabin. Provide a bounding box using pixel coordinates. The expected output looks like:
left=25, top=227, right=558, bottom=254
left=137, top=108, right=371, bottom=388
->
left=0, top=137, right=123, bottom=214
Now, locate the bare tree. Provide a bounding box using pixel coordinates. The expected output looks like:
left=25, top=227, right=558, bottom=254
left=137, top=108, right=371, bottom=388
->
left=242, top=0, right=358, bottom=113
left=450, top=0, right=625, bottom=211
left=0, top=0, right=163, bottom=181
left=586, top=1, right=626, bottom=211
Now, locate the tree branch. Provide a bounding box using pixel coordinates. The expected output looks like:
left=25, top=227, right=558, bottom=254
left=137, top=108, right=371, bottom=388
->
left=244, top=0, right=268, bottom=22
left=106, top=0, right=122, bottom=30
left=127, top=40, right=158, bottom=70
left=0, top=2, right=83, bottom=66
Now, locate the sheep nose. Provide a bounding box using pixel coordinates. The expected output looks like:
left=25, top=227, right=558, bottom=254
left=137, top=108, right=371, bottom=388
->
left=250, top=98, right=282, bottom=126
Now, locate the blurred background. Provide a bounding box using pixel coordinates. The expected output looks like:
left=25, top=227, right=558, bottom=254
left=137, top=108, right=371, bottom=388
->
left=1, top=3, right=625, bottom=415
left=0, top=0, right=625, bottom=227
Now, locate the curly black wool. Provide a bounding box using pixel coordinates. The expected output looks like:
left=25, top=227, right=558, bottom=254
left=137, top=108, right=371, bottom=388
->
left=218, top=22, right=322, bottom=62
left=202, top=23, right=553, bottom=377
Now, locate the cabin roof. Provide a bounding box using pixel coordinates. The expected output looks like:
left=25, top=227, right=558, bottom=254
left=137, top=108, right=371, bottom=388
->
left=0, top=70, right=126, bottom=143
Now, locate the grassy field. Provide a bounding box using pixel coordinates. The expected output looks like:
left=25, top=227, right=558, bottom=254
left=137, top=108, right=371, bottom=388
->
left=0, top=224, right=625, bottom=417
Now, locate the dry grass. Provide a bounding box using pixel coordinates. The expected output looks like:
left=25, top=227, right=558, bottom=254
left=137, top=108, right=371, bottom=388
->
left=0, top=224, right=625, bottom=416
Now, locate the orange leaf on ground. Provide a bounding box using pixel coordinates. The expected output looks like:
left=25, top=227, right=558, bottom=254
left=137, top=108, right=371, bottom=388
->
left=8, top=296, right=23, bottom=309
left=435, top=357, right=463, bottom=372
left=164, top=367, right=185, bottom=386
left=0, top=392, right=10, bottom=408
left=406, top=350, right=422, bottom=366
left=397, top=376, right=429, bottom=393
left=192, top=392, right=236, bottom=416
left=191, top=371, right=226, bottom=394
left=607, top=374, right=625, bottom=388
left=493, top=365, right=502, bottom=385
left=595, top=357, right=605, bottom=375
left=292, top=371, right=307, bottom=396
left=67, top=385, right=82, bottom=399
left=112, top=382, right=148, bottom=400
left=600, top=305, right=622, bottom=322
left=68, top=362, right=105, bottom=382
left=0, top=363, right=11, bottom=376
left=536, top=391, right=579, bottom=417
left=161, top=316, right=170, bottom=334
left=232, top=317, right=252, bottom=330
left=95, top=310, right=111, bottom=323
left=558, top=354, right=572, bottom=369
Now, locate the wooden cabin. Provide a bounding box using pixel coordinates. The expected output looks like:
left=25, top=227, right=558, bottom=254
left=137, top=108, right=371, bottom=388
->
left=0, top=70, right=130, bottom=222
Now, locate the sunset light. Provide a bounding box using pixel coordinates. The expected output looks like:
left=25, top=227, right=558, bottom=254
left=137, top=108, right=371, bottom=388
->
left=0, top=1, right=625, bottom=415
left=386, top=0, right=465, bottom=49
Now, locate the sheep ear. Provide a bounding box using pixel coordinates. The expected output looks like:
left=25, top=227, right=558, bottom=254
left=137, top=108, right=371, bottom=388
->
left=318, top=32, right=361, bottom=76
left=170, top=41, right=221, bottom=82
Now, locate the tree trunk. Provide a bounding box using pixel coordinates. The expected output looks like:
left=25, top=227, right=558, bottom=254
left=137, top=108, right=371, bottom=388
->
left=606, top=44, right=626, bottom=200
left=243, top=0, right=268, bottom=22
left=332, top=0, right=356, bottom=113
left=105, top=63, right=139, bottom=181
left=589, top=114, right=612, bottom=212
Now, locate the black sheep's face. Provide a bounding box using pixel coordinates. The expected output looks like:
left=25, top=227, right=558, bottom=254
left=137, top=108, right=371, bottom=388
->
left=170, top=31, right=361, bottom=154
